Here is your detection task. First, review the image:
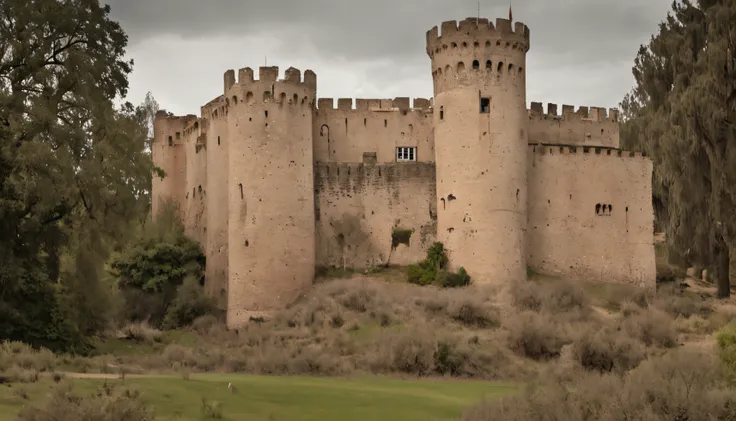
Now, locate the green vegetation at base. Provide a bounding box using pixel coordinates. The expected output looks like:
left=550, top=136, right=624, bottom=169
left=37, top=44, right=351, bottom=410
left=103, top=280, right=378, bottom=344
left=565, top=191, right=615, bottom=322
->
left=408, top=243, right=471, bottom=288
left=391, top=228, right=414, bottom=249
left=0, top=374, right=516, bottom=421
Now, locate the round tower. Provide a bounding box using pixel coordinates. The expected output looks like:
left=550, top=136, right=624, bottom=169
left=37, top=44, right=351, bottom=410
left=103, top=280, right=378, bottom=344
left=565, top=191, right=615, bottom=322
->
left=426, top=17, right=530, bottom=285
left=224, top=65, right=317, bottom=328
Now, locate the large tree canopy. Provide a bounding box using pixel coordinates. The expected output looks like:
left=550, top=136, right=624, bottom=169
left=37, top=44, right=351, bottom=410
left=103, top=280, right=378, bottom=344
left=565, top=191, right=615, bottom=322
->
left=621, top=0, right=736, bottom=297
left=0, top=0, right=156, bottom=349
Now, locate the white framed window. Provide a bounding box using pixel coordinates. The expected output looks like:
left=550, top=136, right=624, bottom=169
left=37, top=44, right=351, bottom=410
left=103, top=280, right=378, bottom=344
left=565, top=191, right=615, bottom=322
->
left=396, top=146, right=417, bottom=162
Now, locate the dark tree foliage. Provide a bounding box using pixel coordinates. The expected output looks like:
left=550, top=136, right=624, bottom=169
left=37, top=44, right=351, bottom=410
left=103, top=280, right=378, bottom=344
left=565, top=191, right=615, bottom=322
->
left=620, top=0, right=736, bottom=297
left=0, top=0, right=156, bottom=350
left=109, top=200, right=208, bottom=329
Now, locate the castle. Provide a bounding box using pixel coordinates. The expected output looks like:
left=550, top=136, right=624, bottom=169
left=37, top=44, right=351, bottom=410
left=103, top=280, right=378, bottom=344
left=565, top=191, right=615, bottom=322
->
left=151, top=16, right=656, bottom=328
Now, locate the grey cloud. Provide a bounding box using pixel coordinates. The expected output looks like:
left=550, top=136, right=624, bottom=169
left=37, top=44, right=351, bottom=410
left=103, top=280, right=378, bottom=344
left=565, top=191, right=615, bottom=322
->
left=108, top=0, right=676, bottom=113
left=106, top=0, right=672, bottom=65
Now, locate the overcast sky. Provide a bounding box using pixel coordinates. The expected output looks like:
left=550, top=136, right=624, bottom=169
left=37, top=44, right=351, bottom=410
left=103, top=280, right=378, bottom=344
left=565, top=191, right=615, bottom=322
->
left=105, top=0, right=673, bottom=116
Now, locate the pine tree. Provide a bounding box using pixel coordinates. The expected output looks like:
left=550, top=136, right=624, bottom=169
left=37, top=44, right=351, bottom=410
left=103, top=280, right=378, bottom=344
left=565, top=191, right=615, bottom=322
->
left=621, top=0, right=736, bottom=297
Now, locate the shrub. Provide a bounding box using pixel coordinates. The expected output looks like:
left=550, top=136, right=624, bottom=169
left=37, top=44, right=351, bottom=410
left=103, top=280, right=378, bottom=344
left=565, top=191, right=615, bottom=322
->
left=506, top=311, right=569, bottom=360
left=462, top=348, right=736, bottom=421
left=621, top=308, right=678, bottom=348
left=438, top=268, right=471, bottom=288
left=16, top=381, right=154, bottom=421
left=118, top=322, right=163, bottom=344
left=654, top=284, right=711, bottom=319
left=162, top=276, right=218, bottom=330
left=511, top=279, right=589, bottom=315
left=572, top=327, right=646, bottom=373
left=391, top=228, right=413, bottom=249
left=407, top=242, right=471, bottom=288
left=716, top=322, right=736, bottom=378
left=109, top=200, right=206, bottom=329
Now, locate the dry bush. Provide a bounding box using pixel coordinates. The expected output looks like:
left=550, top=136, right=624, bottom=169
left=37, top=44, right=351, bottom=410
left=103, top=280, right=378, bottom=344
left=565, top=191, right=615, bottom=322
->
left=3, top=366, right=40, bottom=383
left=619, top=300, right=645, bottom=317
left=571, top=326, right=646, bottom=374
left=510, top=279, right=589, bottom=315
left=117, top=321, right=163, bottom=344
left=364, top=325, right=524, bottom=379
left=16, top=381, right=154, bottom=421
left=621, top=307, right=678, bottom=348
left=505, top=311, right=570, bottom=360
left=462, top=348, right=736, bottom=421
left=654, top=284, right=712, bottom=319
left=0, top=341, right=56, bottom=373
left=191, top=315, right=220, bottom=334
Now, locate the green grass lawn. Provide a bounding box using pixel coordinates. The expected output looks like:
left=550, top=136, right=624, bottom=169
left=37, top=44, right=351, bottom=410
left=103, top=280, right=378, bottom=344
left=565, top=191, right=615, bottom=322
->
left=0, top=373, right=516, bottom=421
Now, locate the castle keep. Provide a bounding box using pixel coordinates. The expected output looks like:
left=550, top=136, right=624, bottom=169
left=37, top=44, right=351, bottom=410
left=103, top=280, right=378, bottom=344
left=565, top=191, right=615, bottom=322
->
left=152, top=16, right=656, bottom=328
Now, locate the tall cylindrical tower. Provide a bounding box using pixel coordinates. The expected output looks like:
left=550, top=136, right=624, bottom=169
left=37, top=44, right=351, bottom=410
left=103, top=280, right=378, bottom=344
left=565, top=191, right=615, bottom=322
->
left=427, top=17, right=530, bottom=285
left=225, top=65, right=317, bottom=328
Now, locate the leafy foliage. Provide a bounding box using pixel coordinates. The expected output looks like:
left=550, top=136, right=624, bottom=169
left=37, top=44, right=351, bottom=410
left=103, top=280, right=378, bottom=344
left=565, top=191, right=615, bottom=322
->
left=407, top=242, right=471, bottom=288
left=109, top=200, right=209, bottom=329
left=620, top=0, right=736, bottom=297
left=0, top=0, right=156, bottom=351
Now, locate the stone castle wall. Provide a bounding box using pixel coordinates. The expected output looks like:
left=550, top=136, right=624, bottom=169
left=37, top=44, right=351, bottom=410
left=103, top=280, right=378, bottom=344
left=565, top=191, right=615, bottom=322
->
left=528, top=102, right=620, bottom=149
left=202, top=97, right=229, bottom=305
left=315, top=162, right=437, bottom=269
left=527, top=145, right=655, bottom=286
left=313, top=98, right=434, bottom=163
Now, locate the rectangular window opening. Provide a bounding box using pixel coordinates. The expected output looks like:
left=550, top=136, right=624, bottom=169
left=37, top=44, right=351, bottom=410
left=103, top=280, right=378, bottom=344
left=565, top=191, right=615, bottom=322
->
left=396, top=146, right=417, bottom=162
left=480, top=98, right=490, bottom=113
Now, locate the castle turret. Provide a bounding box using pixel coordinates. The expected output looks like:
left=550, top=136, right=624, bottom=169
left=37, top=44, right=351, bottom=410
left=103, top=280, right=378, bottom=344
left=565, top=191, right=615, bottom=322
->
left=224, top=65, right=317, bottom=328
left=427, top=17, right=530, bottom=285
left=152, top=111, right=197, bottom=219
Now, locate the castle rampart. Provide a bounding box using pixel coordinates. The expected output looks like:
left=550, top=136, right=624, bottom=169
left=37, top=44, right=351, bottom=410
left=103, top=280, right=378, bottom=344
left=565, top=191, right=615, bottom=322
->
left=150, top=14, right=656, bottom=328
left=315, top=162, right=438, bottom=269
left=314, top=97, right=434, bottom=164
left=224, top=66, right=317, bottom=327
left=528, top=102, right=620, bottom=148
left=527, top=145, right=655, bottom=287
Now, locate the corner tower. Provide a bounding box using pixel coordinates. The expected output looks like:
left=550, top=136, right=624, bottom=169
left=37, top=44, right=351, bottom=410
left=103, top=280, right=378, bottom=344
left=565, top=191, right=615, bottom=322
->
left=427, top=17, right=530, bottom=285
left=224, top=66, right=317, bottom=328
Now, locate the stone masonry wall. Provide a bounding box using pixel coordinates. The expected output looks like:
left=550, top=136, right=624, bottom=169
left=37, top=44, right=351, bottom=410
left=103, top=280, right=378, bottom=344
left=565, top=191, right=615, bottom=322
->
left=528, top=102, right=620, bottom=149
left=315, top=162, right=438, bottom=269
left=181, top=121, right=207, bottom=247
left=202, top=97, right=229, bottom=306
left=313, top=98, right=434, bottom=164
left=527, top=145, right=655, bottom=287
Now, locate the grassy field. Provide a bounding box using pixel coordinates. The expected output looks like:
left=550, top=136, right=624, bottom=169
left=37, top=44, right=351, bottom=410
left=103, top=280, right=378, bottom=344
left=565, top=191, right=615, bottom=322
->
left=0, top=374, right=516, bottom=421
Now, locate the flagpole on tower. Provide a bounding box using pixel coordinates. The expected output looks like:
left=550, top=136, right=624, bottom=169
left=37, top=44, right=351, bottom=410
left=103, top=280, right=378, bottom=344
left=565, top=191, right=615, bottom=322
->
left=477, top=0, right=480, bottom=26
left=509, top=0, right=513, bottom=22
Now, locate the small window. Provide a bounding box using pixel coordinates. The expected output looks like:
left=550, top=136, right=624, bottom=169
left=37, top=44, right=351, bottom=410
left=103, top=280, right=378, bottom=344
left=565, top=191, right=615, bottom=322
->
left=396, top=146, right=417, bottom=162
left=480, top=98, right=490, bottom=113
left=168, top=136, right=173, bottom=146
left=440, top=106, right=444, bottom=120
left=472, top=60, right=480, bottom=70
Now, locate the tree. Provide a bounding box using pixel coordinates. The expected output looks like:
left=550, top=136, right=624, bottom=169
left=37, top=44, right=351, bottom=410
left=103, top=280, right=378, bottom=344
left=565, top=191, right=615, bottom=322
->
left=621, top=0, right=736, bottom=297
left=0, top=0, right=155, bottom=349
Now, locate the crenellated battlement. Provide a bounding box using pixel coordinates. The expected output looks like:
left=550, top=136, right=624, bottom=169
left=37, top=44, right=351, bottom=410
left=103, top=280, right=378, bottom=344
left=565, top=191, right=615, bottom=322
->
left=222, top=65, right=317, bottom=111
left=224, top=66, right=317, bottom=93
left=316, top=97, right=433, bottom=112
left=528, top=102, right=619, bottom=122
left=426, top=17, right=530, bottom=56
left=527, top=102, right=620, bottom=149
left=529, top=143, right=645, bottom=159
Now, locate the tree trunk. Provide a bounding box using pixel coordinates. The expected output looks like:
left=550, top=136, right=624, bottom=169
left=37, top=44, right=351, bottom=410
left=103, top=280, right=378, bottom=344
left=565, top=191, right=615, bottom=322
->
left=714, top=233, right=730, bottom=298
